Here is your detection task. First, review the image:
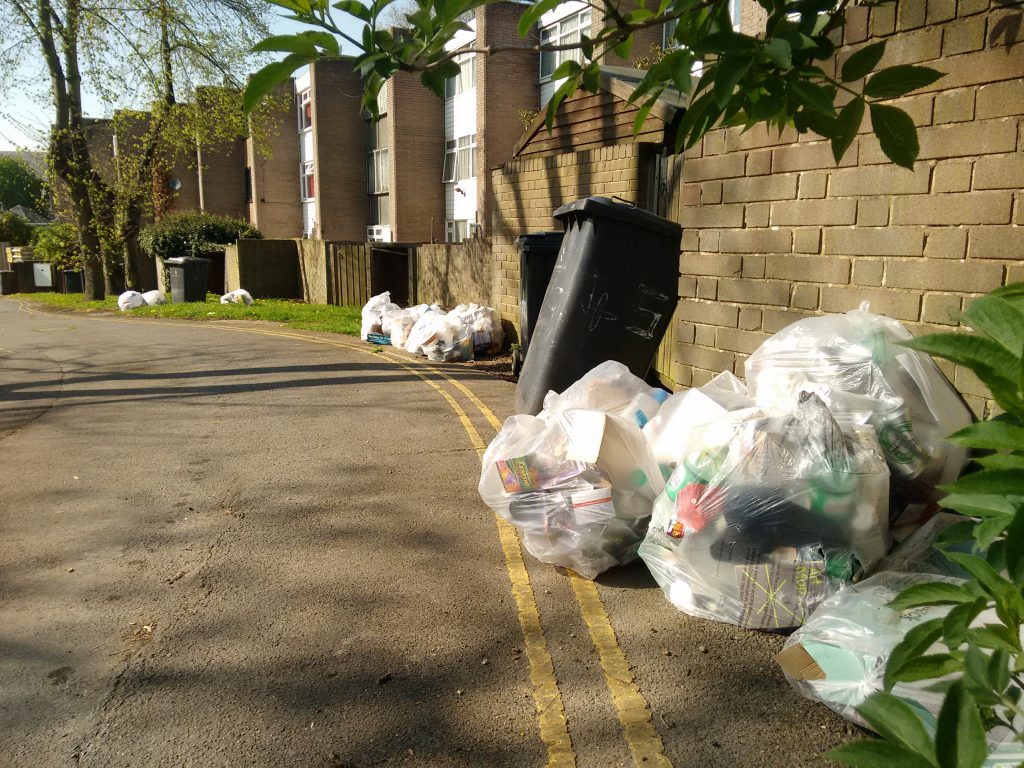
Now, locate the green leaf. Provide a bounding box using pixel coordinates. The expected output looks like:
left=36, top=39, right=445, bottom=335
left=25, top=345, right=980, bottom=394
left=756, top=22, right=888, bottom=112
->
left=935, top=681, right=987, bottom=768
left=865, top=65, right=945, bottom=99
left=632, top=98, right=655, bottom=138
left=941, top=493, right=1020, bottom=518
left=892, top=653, right=965, bottom=684
left=299, top=30, right=341, bottom=56
left=889, top=581, right=978, bottom=610
left=831, top=97, right=864, bottom=162
left=963, top=294, right=1024, bottom=354
left=886, top=618, right=944, bottom=690
left=973, top=513, right=1013, bottom=551
left=842, top=41, right=887, bottom=82
left=789, top=79, right=837, bottom=115
left=243, top=57, right=311, bottom=114
left=581, top=62, right=600, bottom=93
left=713, top=57, right=753, bottom=108
left=975, top=454, right=1024, bottom=471
left=518, top=0, right=562, bottom=37
left=333, top=0, right=372, bottom=21
left=763, top=37, right=793, bottom=69
left=252, top=35, right=319, bottom=57
left=692, top=31, right=759, bottom=56
left=944, top=552, right=1010, bottom=599
left=951, top=417, right=1024, bottom=451
left=967, top=625, right=1020, bottom=653
left=828, top=738, right=937, bottom=768
left=544, top=76, right=578, bottom=132
left=551, top=58, right=581, bottom=81
left=953, top=470, right=1024, bottom=497
left=902, top=334, right=1024, bottom=412
left=858, top=692, right=936, bottom=757
left=869, top=103, right=919, bottom=169
left=942, top=598, right=988, bottom=648
left=1004, top=508, right=1024, bottom=583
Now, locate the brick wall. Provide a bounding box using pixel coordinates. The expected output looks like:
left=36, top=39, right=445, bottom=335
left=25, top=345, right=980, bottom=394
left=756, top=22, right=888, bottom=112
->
left=417, top=239, right=494, bottom=306
left=247, top=79, right=302, bottom=238
left=476, top=2, right=540, bottom=238
left=491, top=143, right=645, bottom=330
left=664, top=0, right=1024, bottom=417
left=311, top=60, right=369, bottom=241
left=197, top=137, right=247, bottom=219
left=389, top=72, right=446, bottom=243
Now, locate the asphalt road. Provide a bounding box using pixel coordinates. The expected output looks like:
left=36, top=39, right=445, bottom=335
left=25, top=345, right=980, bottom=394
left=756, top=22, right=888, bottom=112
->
left=0, top=298, right=858, bottom=767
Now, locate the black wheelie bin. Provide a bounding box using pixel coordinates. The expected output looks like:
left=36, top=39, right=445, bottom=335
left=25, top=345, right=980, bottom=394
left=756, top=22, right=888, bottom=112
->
left=513, top=197, right=681, bottom=415
left=514, top=231, right=565, bottom=375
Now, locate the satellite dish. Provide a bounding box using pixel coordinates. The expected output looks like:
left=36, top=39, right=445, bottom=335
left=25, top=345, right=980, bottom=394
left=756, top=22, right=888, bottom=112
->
left=168, top=178, right=182, bottom=191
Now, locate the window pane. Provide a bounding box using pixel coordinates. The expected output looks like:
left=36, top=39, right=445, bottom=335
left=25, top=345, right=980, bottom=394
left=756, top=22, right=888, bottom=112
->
left=442, top=150, right=456, bottom=182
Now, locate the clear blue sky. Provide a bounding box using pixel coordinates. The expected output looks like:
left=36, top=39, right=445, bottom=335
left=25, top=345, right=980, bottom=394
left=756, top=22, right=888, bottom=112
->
left=0, top=11, right=362, bottom=151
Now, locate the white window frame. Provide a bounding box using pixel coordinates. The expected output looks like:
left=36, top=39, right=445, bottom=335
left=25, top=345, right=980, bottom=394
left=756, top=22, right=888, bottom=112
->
left=442, top=134, right=476, bottom=183
left=539, top=9, right=591, bottom=83
left=300, top=160, right=315, bottom=200
left=367, top=147, right=390, bottom=194
left=444, top=53, right=476, bottom=99
left=445, top=219, right=472, bottom=244
left=376, top=80, right=388, bottom=116
left=297, top=89, right=312, bottom=132
left=663, top=0, right=741, bottom=49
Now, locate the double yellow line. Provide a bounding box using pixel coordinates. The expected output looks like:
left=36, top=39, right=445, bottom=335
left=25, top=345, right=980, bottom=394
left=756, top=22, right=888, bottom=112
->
left=14, top=302, right=671, bottom=768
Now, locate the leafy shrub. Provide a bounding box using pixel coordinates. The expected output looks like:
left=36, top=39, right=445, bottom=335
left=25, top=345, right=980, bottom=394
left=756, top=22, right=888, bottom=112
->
left=32, top=222, right=84, bottom=271
left=0, top=210, right=34, bottom=246
left=139, top=211, right=261, bottom=261
left=0, top=156, right=46, bottom=211
left=832, top=283, right=1024, bottom=768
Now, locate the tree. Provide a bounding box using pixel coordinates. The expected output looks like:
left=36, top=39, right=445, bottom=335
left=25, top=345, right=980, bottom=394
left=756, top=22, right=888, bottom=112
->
left=0, top=156, right=46, bottom=211
left=1, top=0, right=274, bottom=299
left=241, top=0, right=1011, bottom=170
left=0, top=211, right=34, bottom=245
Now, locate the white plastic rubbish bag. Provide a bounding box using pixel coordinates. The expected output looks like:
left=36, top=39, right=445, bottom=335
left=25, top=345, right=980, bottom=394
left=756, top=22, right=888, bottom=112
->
left=445, top=303, right=505, bottom=355
left=387, top=310, right=416, bottom=349
left=745, top=307, right=972, bottom=526
left=643, top=371, right=750, bottom=474
left=141, top=290, right=165, bottom=306
left=638, top=392, right=890, bottom=630
left=479, top=405, right=665, bottom=579
left=541, top=361, right=668, bottom=429
left=405, top=311, right=473, bottom=361
left=117, top=291, right=145, bottom=311
left=219, top=289, right=253, bottom=306
left=777, top=571, right=1023, bottom=768
left=360, top=292, right=399, bottom=340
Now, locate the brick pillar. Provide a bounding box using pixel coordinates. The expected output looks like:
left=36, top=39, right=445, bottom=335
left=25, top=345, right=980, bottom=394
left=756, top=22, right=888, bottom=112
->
left=310, top=59, right=369, bottom=241
left=247, top=79, right=302, bottom=238
left=388, top=71, right=445, bottom=243
left=476, top=2, right=540, bottom=238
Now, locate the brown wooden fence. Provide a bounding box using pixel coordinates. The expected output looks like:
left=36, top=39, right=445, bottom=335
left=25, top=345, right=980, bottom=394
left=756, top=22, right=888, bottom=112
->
left=326, top=242, right=371, bottom=307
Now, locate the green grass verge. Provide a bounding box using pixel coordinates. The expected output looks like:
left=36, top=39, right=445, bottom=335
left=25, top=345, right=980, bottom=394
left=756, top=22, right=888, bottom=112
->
left=10, top=292, right=362, bottom=336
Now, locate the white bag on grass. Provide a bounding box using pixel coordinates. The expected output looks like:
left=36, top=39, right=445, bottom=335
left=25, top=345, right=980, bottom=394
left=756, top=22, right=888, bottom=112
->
left=117, top=291, right=145, bottom=311
left=141, top=290, right=165, bottom=306
left=219, top=289, right=253, bottom=306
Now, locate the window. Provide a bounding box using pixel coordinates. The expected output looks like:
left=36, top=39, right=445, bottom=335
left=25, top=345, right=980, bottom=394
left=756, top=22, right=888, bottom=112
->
left=369, top=194, right=390, bottom=227
left=444, top=54, right=476, bottom=99
left=367, top=147, right=390, bottom=193
left=297, top=89, right=312, bottom=132
left=300, top=161, right=315, bottom=200
left=244, top=167, right=253, bottom=204
left=376, top=80, right=388, bottom=116
left=445, top=219, right=471, bottom=243
left=442, top=134, right=476, bottom=182
left=664, top=0, right=740, bottom=49
left=539, top=10, right=591, bottom=81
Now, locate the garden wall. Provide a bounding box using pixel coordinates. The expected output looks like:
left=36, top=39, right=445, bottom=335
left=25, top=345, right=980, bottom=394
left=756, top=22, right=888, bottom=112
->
left=417, top=239, right=493, bottom=307
left=665, top=0, right=1024, bottom=417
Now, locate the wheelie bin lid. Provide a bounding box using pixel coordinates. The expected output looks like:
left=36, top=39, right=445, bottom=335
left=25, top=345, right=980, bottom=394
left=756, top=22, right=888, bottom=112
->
left=164, top=257, right=203, bottom=264
left=516, top=232, right=565, bottom=252
left=553, top=196, right=681, bottom=239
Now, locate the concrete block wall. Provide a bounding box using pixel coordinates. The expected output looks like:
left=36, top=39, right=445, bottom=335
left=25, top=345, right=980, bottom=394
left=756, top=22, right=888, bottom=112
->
left=666, top=0, right=1024, bottom=417
left=417, top=239, right=494, bottom=307
left=490, top=143, right=644, bottom=328
left=297, top=238, right=330, bottom=305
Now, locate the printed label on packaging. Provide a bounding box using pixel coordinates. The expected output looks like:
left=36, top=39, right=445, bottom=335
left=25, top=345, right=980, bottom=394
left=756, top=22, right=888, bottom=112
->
left=735, top=559, right=828, bottom=630
left=633, top=409, right=649, bottom=428
left=496, top=456, right=536, bottom=494
left=570, top=488, right=614, bottom=525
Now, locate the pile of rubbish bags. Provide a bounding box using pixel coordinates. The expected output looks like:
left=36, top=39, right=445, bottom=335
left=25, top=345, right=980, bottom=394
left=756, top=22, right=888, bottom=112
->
left=360, top=291, right=504, bottom=362
left=478, top=308, right=972, bottom=612
left=118, top=289, right=165, bottom=310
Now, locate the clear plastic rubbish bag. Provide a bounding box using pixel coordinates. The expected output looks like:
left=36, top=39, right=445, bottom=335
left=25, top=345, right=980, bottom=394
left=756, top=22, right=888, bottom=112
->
left=541, top=361, right=669, bottom=429
left=445, top=303, right=505, bottom=355
left=219, top=288, right=252, bottom=306
left=643, top=371, right=750, bottom=475
left=425, top=320, right=474, bottom=363
left=777, top=571, right=1023, bottom=768
left=638, top=392, right=890, bottom=630
left=745, top=307, right=972, bottom=526
left=117, top=290, right=145, bottom=311
left=141, top=289, right=166, bottom=306
left=360, top=292, right=399, bottom=340
left=479, top=407, right=665, bottom=579
left=386, top=310, right=416, bottom=349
